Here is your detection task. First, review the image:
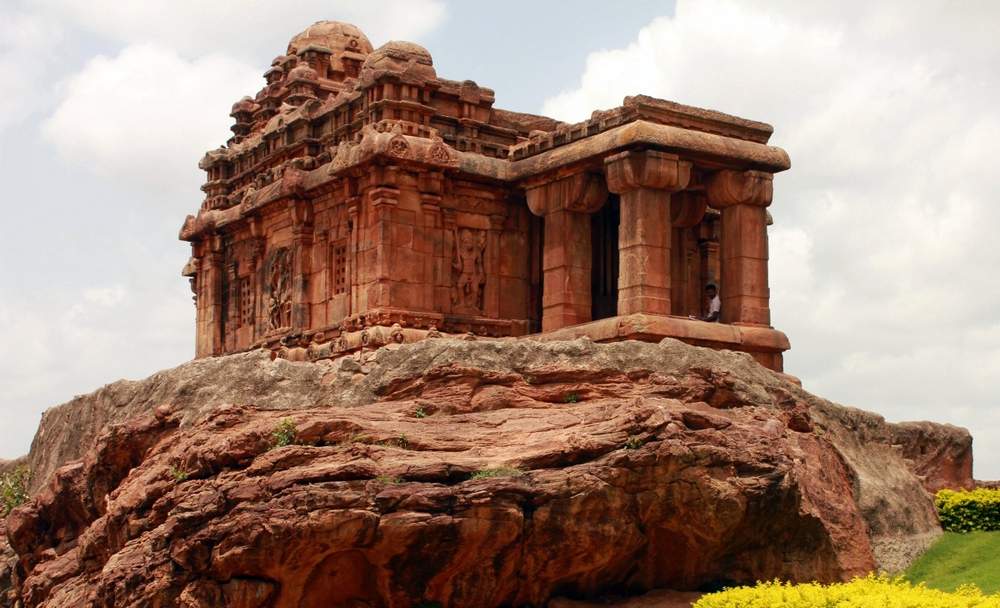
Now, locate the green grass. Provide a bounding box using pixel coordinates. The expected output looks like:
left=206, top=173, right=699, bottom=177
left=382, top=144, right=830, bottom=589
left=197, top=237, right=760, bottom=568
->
left=905, top=531, right=1000, bottom=594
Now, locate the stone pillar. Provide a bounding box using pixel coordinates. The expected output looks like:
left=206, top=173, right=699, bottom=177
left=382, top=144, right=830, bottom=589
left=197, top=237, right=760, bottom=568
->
left=706, top=169, right=773, bottom=326
left=525, top=172, right=607, bottom=332
left=604, top=150, right=691, bottom=316
left=290, top=199, right=314, bottom=329
left=670, top=191, right=708, bottom=316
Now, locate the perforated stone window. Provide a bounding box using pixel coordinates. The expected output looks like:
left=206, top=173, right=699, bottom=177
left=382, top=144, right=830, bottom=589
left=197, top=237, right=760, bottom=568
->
left=332, top=241, right=348, bottom=295
left=238, top=277, right=253, bottom=327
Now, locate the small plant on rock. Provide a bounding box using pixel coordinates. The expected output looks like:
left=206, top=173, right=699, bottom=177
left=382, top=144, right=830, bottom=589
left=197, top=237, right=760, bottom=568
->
left=375, top=474, right=402, bottom=485
left=169, top=466, right=189, bottom=482
left=271, top=418, right=298, bottom=448
left=563, top=393, right=580, bottom=404
left=624, top=436, right=645, bottom=450
left=0, top=465, right=30, bottom=516
left=375, top=434, right=410, bottom=449
left=414, top=407, right=428, bottom=418
left=470, top=467, right=523, bottom=480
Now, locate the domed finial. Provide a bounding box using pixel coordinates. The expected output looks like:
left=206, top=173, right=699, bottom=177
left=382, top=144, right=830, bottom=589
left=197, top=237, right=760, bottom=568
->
left=286, top=21, right=373, bottom=56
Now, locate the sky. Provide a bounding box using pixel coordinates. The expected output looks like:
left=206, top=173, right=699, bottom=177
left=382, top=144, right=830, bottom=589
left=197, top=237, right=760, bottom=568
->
left=0, top=0, right=997, bottom=479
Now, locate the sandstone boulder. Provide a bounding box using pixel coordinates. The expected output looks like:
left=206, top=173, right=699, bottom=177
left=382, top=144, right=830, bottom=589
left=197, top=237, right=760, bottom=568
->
left=3, top=338, right=974, bottom=607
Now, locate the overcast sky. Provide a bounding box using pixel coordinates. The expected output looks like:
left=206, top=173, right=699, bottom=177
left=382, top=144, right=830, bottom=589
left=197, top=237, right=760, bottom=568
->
left=1, top=0, right=997, bottom=479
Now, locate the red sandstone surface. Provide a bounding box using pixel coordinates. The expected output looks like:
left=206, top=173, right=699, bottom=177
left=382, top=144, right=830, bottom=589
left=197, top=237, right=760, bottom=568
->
left=0, top=338, right=973, bottom=607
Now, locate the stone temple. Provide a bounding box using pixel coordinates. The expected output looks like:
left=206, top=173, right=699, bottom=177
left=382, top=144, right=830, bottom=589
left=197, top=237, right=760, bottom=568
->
left=180, top=21, right=792, bottom=371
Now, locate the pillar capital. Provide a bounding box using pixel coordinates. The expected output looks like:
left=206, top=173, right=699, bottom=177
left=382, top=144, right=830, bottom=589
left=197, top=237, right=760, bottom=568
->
left=706, top=169, right=773, bottom=208
left=604, top=149, right=691, bottom=194
left=670, top=191, right=708, bottom=228
left=525, top=171, right=607, bottom=216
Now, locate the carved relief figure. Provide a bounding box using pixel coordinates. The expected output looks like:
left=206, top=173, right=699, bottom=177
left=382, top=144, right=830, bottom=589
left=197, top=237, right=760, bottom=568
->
left=451, top=227, right=487, bottom=314
left=266, top=248, right=292, bottom=331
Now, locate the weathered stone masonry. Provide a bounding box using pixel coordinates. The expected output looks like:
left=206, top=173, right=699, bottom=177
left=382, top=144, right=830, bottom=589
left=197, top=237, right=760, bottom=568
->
left=180, top=21, right=792, bottom=370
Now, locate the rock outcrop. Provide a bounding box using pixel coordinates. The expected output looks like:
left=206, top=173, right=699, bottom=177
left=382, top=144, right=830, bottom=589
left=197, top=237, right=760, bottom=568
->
left=2, top=338, right=974, bottom=607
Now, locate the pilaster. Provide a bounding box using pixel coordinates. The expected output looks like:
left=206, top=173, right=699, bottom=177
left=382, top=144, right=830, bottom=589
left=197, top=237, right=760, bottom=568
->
left=290, top=199, right=314, bottom=329
left=369, top=186, right=400, bottom=309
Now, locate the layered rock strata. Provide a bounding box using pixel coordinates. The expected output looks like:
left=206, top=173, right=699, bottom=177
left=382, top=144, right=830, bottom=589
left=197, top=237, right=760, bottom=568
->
left=3, top=338, right=973, bottom=607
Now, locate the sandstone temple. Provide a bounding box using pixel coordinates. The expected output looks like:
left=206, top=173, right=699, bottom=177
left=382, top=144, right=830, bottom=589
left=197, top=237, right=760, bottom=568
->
left=180, top=21, right=792, bottom=371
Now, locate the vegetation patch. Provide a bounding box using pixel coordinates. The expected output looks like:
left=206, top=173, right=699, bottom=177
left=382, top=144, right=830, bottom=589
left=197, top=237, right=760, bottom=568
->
left=563, top=392, right=580, bottom=404
left=694, top=574, right=1000, bottom=607
left=624, top=436, right=645, bottom=450
left=470, top=467, right=523, bottom=480
left=169, top=466, right=189, bottom=482
left=906, top=531, right=1000, bottom=594
left=375, top=474, right=402, bottom=485
left=1, top=465, right=30, bottom=516
left=937, top=489, right=1000, bottom=532
left=378, top=434, right=410, bottom=449
left=270, top=418, right=299, bottom=448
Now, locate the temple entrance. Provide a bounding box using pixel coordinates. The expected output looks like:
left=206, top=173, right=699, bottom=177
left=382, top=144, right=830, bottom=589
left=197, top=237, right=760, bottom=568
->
left=591, top=195, right=620, bottom=320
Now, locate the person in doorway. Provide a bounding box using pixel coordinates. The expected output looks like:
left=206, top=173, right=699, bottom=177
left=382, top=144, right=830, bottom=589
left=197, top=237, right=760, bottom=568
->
left=690, top=283, right=721, bottom=322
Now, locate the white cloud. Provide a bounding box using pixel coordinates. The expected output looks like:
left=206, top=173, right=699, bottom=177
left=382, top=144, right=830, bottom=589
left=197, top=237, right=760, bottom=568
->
left=41, top=44, right=261, bottom=194
left=0, top=280, right=192, bottom=456
left=0, top=9, right=64, bottom=129
left=543, top=0, right=1000, bottom=478
left=0, top=1, right=451, bottom=463
left=34, top=0, right=447, bottom=58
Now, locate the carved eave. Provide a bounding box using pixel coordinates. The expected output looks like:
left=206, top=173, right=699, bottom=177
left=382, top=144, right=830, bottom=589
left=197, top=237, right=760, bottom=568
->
left=181, top=256, right=198, bottom=277
left=507, top=119, right=790, bottom=181
left=623, top=95, right=774, bottom=144
left=199, top=148, right=231, bottom=171
left=326, top=129, right=462, bottom=178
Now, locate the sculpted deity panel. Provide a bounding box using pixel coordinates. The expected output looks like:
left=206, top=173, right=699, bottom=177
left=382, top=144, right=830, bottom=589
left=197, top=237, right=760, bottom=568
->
left=265, top=248, right=293, bottom=331
left=451, top=227, right=487, bottom=314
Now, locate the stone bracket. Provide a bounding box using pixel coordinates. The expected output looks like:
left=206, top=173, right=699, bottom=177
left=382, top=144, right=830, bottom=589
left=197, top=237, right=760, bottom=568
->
left=525, top=171, right=608, bottom=216
left=670, top=191, right=708, bottom=228
left=706, top=169, right=773, bottom=208
left=604, top=149, right=691, bottom=193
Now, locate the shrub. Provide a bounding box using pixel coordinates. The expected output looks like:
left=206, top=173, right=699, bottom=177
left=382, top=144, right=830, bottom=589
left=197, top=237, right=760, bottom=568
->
left=470, top=467, right=522, bottom=480
left=271, top=418, right=298, bottom=448
left=624, top=436, right=645, bottom=450
left=1, top=466, right=30, bottom=516
left=937, top=488, right=1000, bottom=532
left=694, top=574, right=1000, bottom=607
left=378, top=434, right=409, bottom=449
left=169, top=466, right=189, bottom=482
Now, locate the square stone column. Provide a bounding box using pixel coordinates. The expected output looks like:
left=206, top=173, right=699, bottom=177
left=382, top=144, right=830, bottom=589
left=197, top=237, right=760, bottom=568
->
left=196, top=236, right=224, bottom=357
left=289, top=199, right=314, bottom=329
left=604, top=150, right=691, bottom=316
left=706, top=169, right=773, bottom=326
left=526, top=172, right=607, bottom=332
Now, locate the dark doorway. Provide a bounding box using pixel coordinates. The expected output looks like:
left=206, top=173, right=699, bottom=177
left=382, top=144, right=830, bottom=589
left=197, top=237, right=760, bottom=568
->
left=529, top=213, right=545, bottom=333
left=591, top=195, right=620, bottom=320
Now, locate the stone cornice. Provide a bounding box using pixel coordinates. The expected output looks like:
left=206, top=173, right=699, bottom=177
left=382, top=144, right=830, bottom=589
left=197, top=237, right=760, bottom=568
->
left=181, top=119, right=790, bottom=241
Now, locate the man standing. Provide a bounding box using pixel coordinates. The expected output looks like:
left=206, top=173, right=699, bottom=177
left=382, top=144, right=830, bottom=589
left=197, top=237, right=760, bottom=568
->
left=691, top=283, right=721, bottom=322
